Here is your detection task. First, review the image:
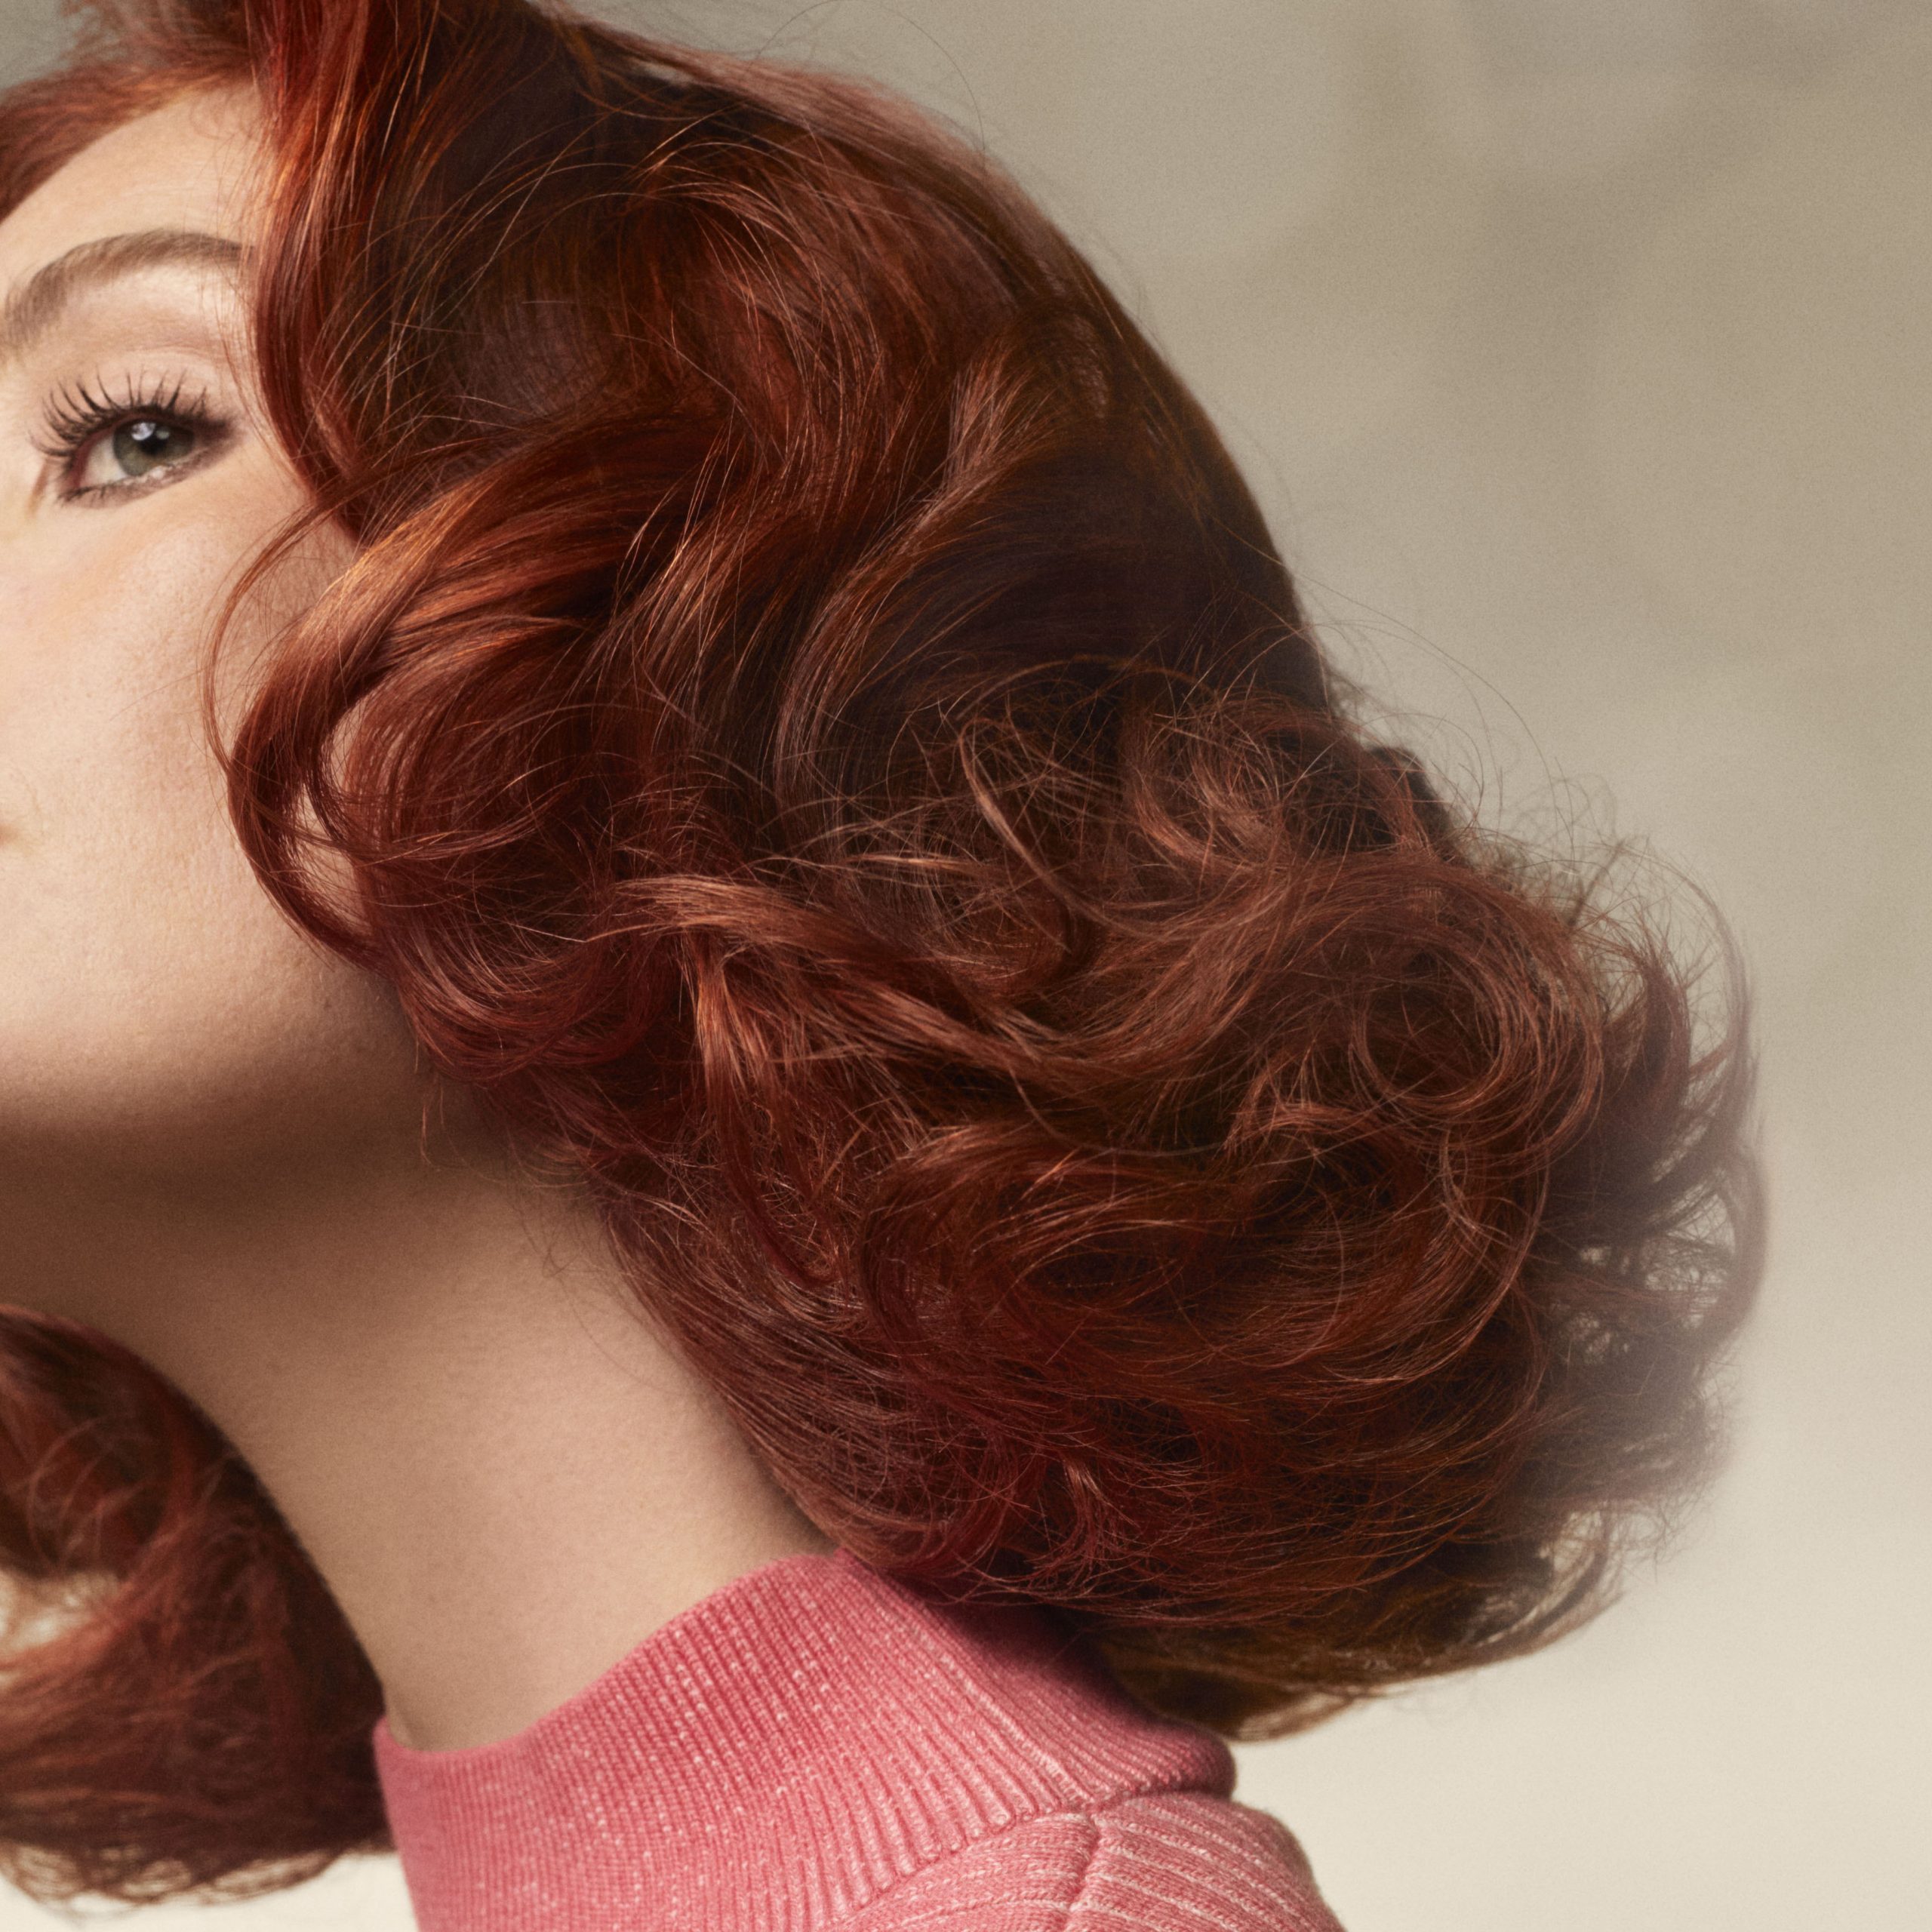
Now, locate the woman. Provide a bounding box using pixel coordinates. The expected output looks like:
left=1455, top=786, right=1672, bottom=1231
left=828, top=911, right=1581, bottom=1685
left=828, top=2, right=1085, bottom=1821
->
left=0, top=1, right=1759, bottom=1926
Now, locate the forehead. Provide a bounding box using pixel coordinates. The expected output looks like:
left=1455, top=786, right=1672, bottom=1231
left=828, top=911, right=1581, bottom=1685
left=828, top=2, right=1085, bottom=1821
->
left=0, top=86, right=261, bottom=287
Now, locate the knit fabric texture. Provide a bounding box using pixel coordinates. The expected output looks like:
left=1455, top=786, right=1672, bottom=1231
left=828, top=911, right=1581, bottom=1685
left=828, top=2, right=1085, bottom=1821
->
left=372, top=1546, right=1345, bottom=1930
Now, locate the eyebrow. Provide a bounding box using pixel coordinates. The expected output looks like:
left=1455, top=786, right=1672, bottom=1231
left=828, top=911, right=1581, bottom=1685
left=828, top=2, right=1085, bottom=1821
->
left=0, top=227, right=246, bottom=371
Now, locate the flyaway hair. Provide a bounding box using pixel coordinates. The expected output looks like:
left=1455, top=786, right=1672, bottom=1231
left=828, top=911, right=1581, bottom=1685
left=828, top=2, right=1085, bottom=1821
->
left=0, top=0, right=1761, bottom=1906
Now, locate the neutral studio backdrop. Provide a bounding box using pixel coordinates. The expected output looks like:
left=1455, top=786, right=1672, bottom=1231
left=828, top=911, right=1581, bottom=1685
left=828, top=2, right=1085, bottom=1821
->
left=2, top=2, right=1925, bottom=1928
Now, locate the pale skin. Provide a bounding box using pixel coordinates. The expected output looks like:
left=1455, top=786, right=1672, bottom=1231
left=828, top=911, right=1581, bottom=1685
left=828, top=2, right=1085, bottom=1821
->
left=0, top=87, right=832, bottom=1754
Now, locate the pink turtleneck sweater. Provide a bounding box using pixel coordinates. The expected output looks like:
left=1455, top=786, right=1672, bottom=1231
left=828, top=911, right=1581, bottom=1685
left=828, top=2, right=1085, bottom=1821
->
left=374, top=1546, right=1343, bottom=1930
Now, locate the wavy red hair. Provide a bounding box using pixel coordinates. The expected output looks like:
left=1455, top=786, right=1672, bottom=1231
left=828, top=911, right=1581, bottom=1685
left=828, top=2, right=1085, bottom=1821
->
left=0, top=0, right=1761, bottom=1906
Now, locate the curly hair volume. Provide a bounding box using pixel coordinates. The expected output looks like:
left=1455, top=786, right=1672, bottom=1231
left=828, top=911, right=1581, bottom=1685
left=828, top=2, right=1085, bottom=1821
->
left=0, top=0, right=1761, bottom=1907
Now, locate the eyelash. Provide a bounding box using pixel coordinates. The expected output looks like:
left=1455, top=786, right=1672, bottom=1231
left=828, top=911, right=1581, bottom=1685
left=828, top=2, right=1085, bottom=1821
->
left=31, top=373, right=229, bottom=502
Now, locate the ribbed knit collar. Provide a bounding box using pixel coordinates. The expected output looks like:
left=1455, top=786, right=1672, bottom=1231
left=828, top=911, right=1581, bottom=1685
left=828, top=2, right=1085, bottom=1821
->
left=373, top=1546, right=1235, bottom=1931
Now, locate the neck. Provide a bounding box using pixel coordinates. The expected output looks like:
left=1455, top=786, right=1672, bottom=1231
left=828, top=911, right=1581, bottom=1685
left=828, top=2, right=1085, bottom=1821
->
left=4, top=1117, right=833, bottom=1753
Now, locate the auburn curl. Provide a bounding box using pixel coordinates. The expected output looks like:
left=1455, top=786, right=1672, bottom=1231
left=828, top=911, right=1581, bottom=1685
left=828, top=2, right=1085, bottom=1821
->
left=0, top=0, right=1761, bottom=1907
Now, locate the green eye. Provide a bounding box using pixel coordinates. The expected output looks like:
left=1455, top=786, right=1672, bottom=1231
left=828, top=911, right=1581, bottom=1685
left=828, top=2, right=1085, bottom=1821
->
left=35, top=377, right=228, bottom=501
left=109, top=417, right=196, bottom=478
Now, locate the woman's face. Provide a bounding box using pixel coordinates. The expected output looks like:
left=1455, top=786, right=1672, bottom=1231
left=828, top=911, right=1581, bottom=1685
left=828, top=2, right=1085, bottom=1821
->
left=0, top=88, right=424, bottom=1236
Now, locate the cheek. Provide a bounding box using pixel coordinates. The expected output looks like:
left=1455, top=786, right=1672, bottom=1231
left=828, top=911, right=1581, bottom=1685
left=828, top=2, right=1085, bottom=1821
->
left=0, top=462, right=426, bottom=1174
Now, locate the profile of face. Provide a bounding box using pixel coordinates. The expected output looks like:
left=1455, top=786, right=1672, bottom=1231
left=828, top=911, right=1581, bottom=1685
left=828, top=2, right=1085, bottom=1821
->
left=0, top=90, right=429, bottom=1296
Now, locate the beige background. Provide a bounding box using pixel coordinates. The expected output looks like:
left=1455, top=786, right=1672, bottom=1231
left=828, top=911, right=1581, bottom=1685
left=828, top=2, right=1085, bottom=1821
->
left=2, top=2, right=1926, bottom=1927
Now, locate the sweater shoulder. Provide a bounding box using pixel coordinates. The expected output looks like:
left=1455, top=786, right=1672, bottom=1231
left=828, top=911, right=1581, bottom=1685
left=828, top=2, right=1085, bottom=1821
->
left=838, top=1792, right=1345, bottom=1932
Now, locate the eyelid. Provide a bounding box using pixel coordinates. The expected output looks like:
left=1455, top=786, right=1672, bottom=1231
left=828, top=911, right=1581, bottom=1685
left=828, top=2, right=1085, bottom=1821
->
left=29, top=368, right=234, bottom=504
